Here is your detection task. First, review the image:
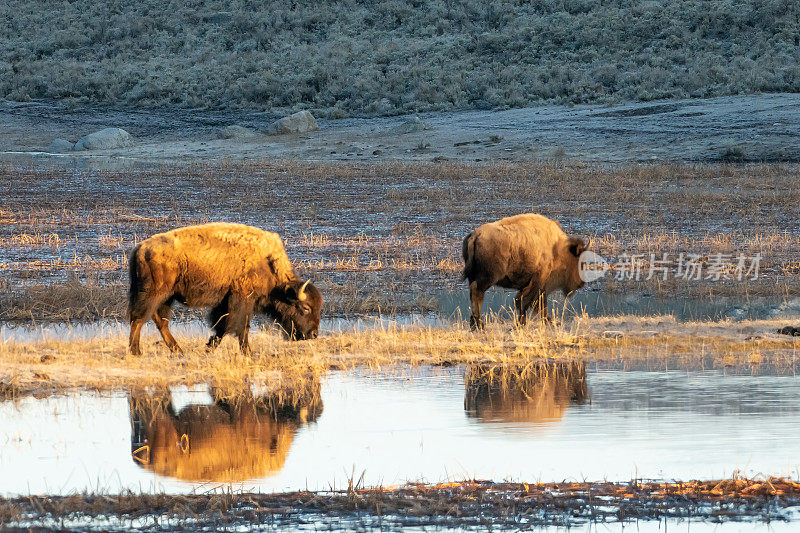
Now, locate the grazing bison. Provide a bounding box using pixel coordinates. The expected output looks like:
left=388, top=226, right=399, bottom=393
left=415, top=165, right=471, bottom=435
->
left=128, top=223, right=322, bottom=355
left=462, top=214, right=586, bottom=329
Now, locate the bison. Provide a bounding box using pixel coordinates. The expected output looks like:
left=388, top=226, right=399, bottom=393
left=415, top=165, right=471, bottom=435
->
left=128, top=223, right=322, bottom=355
left=462, top=214, right=587, bottom=329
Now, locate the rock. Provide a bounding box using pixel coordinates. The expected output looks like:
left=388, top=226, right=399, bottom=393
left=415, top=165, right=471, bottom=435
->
left=266, top=110, right=317, bottom=135
left=219, top=125, right=258, bottom=140
left=391, top=115, right=431, bottom=134
left=73, top=128, right=134, bottom=151
left=46, top=138, right=74, bottom=153
left=602, top=330, right=624, bottom=339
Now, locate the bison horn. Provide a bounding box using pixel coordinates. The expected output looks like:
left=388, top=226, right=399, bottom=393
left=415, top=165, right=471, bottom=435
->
left=298, top=280, right=311, bottom=301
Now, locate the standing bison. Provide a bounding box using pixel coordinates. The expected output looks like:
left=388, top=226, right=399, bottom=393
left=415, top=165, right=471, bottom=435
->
left=462, top=214, right=587, bottom=329
left=128, top=223, right=322, bottom=355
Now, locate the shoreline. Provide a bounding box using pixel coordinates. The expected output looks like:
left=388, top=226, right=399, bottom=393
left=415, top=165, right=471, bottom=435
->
left=2, top=316, right=799, bottom=399
left=3, top=477, right=799, bottom=530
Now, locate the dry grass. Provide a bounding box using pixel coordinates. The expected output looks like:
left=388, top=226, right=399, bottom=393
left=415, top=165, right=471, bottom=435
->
left=2, top=316, right=798, bottom=398
left=2, top=160, right=799, bottom=321
left=1, top=476, right=798, bottom=529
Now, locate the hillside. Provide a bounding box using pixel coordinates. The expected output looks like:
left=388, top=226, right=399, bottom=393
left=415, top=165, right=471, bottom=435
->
left=1, top=0, right=799, bottom=116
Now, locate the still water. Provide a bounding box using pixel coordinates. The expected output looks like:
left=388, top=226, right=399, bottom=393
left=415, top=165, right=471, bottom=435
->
left=1, top=366, right=798, bottom=496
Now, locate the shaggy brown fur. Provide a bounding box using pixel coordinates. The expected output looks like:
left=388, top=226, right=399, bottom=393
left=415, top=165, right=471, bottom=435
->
left=128, top=223, right=322, bottom=355
left=462, top=214, right=586, bottom=329
left=129, top=389, right=322, bottom=482
left=464, top=363, right=587, bottom=425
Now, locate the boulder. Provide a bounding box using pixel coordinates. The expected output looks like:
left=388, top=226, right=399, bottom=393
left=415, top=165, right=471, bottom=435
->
left=46, top=138, right=74, bottom=153
left=219, top=125, right=258, bottom=140
left=73, top=128, right=134, bottom=151
left=266, top=110, right=317, bottom=135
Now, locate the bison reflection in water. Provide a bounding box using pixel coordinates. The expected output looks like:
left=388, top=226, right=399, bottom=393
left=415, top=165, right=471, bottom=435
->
left=129, top=386, right=322, bottom=482
left=465, top=362, right=587, bottom=426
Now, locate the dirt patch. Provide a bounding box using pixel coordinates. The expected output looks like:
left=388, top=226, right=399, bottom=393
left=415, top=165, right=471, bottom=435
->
left=2, top=94, right=800, bottom=164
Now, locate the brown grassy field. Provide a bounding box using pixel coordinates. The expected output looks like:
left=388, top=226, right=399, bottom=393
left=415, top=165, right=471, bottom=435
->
left=1, top=159, right=799, bottom=321
left=1, top=159, right=798, bottom=395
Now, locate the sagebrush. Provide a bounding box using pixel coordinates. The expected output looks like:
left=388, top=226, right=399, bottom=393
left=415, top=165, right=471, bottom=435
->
left=1, top=0, right=798, bottom=115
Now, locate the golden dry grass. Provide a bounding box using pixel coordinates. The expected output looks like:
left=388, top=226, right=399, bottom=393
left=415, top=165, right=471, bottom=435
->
left=2, top=315, right=798, bottom=398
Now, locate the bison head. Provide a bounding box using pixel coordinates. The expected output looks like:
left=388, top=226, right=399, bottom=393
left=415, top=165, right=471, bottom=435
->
left=563, top=237, right=587, bottom=295
left=267, top=279, right=322, bottom=340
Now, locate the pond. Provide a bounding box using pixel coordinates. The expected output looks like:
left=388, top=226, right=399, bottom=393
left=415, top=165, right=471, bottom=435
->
left=1, top=365, right=799, bottom=497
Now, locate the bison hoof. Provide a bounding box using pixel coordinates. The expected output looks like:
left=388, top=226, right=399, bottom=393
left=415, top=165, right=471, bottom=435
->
left=469, top=316, right=484, bottom=331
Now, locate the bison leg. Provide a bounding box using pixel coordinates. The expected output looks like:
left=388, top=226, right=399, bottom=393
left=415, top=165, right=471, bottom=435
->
left=238, top=321, right=252, bottom=355
left=129, top=318, right=146, bottom=356
left=129, top=298, right=162, bottom=356
left=206, top=334, right=223, bottom=351
left=206, top=301, right=228, bottom=351
left=514, top=292, right=528, bottom=326
left=518, top=278, right=549, bottom=325
left=206, top=295, right=254, bottom=354
left=153, top=302, right=182, bottom=353
left=226, top=299, right=254, bottom=355
left=128, top=254, right=178, bottom=355
left=524, top=290, right=550, bottom=323
left=129, top=290, right=151, bottom=356
left=469, top=281, right=487, bottom=330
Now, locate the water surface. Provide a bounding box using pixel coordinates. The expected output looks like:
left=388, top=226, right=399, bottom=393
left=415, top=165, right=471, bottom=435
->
left=1, top=367, right=799, bottom=496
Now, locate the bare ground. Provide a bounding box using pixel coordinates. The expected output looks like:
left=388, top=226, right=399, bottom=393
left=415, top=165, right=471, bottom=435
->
left=2, top=93, right=799, bottom=165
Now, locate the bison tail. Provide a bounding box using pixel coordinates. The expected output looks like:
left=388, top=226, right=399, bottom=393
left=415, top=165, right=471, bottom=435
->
left=462, top=232, right=476, bottom=282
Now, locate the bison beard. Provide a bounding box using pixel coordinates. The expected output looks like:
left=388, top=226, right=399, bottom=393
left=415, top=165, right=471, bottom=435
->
left=462, top=214, right=587, bottom=330
left=128, top=223, right=322, bottom=355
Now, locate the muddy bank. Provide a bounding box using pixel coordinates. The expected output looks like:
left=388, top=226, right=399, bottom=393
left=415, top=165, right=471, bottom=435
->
left=2, top=478, right=799, bottom=531
left=2, top=93, right=799, bottom=165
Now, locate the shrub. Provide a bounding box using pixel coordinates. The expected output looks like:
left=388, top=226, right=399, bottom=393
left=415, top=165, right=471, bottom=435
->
left=0, top=0, right=798, bottom=116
